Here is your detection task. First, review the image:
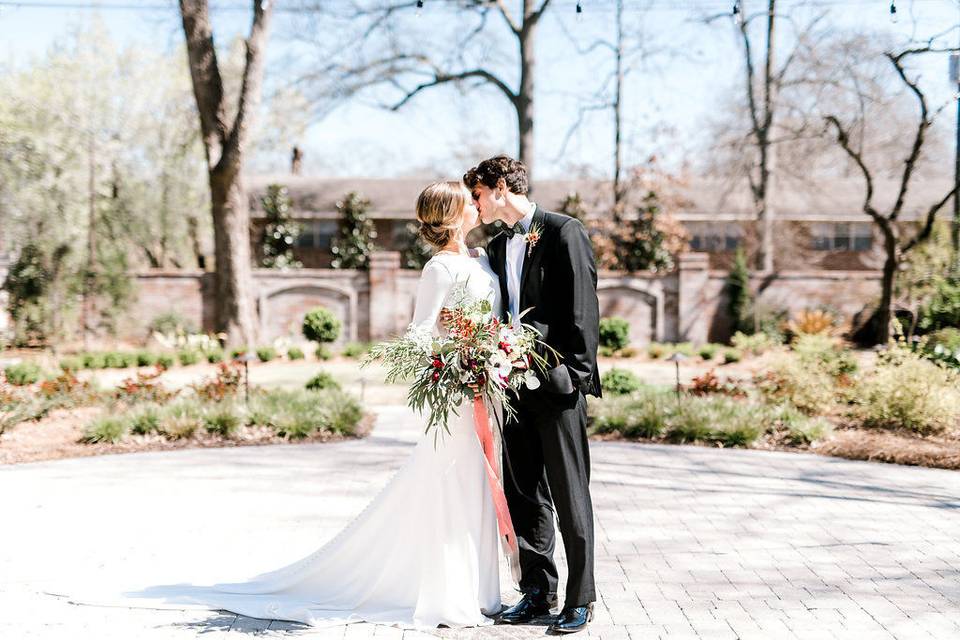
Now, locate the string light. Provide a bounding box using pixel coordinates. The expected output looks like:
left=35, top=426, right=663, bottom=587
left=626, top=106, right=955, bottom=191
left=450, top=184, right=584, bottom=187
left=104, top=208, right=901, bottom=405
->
left=416, top=0, right=423, bottom=17
left=889, top=0, right=899, bottom=23
left=732, top=0, right=743, bottom=25
left=576, top=0, right=583, bottom=22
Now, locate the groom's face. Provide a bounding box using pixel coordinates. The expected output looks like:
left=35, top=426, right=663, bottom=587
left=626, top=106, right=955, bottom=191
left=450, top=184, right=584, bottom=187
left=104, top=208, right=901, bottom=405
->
left=471, top=184, right=503, bottom=225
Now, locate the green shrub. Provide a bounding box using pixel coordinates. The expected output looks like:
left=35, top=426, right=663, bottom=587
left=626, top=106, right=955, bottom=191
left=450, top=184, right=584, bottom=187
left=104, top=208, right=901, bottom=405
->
left=315, top=345, right=333, bottom=361
left=149, top=311, right=197, bottom=336
left=302, top=307, right=341, bottom=344
left=918, top=276, right=960, bottom=332
left=731, top=331, right=777, bottom=356
left=925, top=328, right=960, bottom=357
left=136, top=351, right=158, bottom=367
left=101, top=352, right=120, bottom=368
left=203, top=403, right=242, bottom=437
left=853, top=347, right=960, bottom=433
left=323, top=390, right=364, bottom=435
left=600, top=368, right=642, bottom=396
left=647, top=343, right=668, bottom=359
left=698, top=344, right=720, bottom=360
left=247, top=388, right=363, bottom=439
left=722, top=348, right=742, bottom=364
left=82, top=352, right=106, bottom=369
left=598, top=345, right=616, bottom=358
left=341, top=342, right=370, bottom=358
left=598, top=317, right=630, bottom=351
left=129, top=404, right=163, bottom=435
left=178, top=350, right=200, bottom=366
left=59, top=356, right=83, bottom=372
left=755, top=353, right=837, bottom=415
left=673, top=342, right=696, bottom=357
left=765, top=403, right=832, bottom=445
left=287, top=346, right=305, bottom=360
left=81, top=416, right=128, bottom=444
left=306, top=370, right=341, bottom=391
left=590, top=389, right=669, bottom=439
left=205, top=350, right=224, bottom=364
left=791, top=334, right=858, bottom=377
left=256, top=346, right=277, bottom=362
left=4, top=362, right=43, bottom=386
left=230, top=347, right=248, bottom=360
left=158, top=399, right=204, bottom=439
left=726, top=248, right=753, bottom=335
left=156, top=353, right=175, bottom=368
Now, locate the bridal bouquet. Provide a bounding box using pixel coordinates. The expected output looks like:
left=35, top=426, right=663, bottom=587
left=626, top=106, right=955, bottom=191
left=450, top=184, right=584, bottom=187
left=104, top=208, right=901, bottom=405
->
left=363, top=290, right=555, bottom=438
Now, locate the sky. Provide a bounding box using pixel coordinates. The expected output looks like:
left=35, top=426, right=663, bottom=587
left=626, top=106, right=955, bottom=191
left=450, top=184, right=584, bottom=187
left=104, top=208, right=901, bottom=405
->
left=1, top=0, right=958, bottom=179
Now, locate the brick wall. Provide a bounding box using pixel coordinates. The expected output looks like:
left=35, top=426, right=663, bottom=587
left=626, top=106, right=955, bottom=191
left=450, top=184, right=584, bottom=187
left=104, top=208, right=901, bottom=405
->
left=0, top=252, right=885, bottom=347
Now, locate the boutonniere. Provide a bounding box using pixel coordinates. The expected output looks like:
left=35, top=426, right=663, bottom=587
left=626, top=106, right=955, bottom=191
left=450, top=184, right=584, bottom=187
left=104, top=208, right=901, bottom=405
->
left=522, top=223, right=542, bottom=257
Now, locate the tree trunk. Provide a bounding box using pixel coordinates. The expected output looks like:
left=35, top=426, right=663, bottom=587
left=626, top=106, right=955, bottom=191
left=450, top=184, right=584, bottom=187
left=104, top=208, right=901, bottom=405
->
left=758, top=0, right=777, bottom=273
left=612, top=0, right=625, bottom=220
left=210, top=173, right=258, bottom=347
left=876, top=229, right=898, bottom=345
left=517, top=6, right=537, bottom=188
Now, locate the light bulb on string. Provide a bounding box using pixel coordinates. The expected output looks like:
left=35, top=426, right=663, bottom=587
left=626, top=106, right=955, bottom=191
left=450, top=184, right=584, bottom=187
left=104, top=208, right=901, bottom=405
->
left=732, top=0, right=743, bottom=26
left=416, top=0, right=424, bottom=17
left=889, top=1, right=899, bottom=23
left=576, top=1, right=583, bottom=23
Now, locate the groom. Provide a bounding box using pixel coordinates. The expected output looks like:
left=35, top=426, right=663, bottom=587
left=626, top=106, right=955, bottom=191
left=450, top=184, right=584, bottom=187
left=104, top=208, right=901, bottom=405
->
left=464, top=156, right=601, bottom=634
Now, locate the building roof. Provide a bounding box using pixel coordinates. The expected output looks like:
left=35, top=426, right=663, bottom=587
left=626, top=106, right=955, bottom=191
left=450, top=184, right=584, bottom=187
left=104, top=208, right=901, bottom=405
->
left=246, top=174, right=956, bottom=223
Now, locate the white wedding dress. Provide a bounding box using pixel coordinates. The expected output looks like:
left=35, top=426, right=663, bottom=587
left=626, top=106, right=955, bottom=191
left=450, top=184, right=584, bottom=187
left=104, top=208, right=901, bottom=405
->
left=51, top=250, right=505, bottom=630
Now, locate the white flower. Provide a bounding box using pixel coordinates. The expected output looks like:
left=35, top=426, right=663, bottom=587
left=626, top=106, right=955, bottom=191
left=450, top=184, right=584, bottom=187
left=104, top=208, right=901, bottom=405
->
left=489, top=350, right=512, bottom=372
left=523, top=370, right=540, bottom=390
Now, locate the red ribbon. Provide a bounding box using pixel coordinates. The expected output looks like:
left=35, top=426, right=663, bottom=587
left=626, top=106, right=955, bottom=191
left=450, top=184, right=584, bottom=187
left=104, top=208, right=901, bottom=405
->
left=472, top=395, right=521, bottom=584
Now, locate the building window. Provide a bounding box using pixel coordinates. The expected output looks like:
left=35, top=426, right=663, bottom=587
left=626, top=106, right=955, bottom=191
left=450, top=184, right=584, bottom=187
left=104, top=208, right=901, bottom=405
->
left=811, top=222, right=872, bottom=251
left=296, top=221, right=338, bottom=249
left=687, top=223, right=743, bottom=252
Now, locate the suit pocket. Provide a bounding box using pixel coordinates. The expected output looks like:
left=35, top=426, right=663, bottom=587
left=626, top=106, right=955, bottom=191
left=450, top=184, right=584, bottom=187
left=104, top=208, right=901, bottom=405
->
left=542, top=364, right=575, bottom=395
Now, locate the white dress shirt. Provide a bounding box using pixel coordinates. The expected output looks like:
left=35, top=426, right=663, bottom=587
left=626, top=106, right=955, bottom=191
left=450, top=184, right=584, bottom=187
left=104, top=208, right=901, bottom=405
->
left=505, top=202, right=537, bottom=324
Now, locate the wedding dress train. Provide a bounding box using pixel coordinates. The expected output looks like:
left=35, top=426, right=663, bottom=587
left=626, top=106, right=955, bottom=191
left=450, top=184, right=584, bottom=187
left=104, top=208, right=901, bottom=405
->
left=50, top=251, right=507, bottom=630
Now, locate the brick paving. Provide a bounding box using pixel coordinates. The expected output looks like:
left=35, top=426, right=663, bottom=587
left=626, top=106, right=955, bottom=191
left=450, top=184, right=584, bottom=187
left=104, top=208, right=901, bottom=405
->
left=2, top=405, right=959, bottom=639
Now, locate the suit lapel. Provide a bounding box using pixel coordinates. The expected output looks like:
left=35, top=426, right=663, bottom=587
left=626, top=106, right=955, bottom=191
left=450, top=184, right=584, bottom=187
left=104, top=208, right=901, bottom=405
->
left=489, top=232, right=510, bottom=321
left=519, top=206, right=547, bottom=303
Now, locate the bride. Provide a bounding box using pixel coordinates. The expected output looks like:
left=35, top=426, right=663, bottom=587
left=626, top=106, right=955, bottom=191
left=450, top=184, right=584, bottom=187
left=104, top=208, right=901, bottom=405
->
left=54, top=181, right=507, bottom=630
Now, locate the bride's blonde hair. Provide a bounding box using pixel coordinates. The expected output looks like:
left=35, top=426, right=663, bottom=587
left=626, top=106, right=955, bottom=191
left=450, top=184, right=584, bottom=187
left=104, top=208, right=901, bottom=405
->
left=416, top=181, right=470, bottom=250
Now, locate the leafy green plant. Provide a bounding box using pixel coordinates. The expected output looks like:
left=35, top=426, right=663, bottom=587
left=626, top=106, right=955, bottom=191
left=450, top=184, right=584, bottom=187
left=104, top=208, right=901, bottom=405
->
left=918, top=276, right=960, bottom=332
left=302, top=307, right=341, bottom=344
left=853, top=347, right=960, bottom=433
left=731, top=331, right=776, bottom=356
left=726, top=248, right=753, bottom=335
left=315, top=344, right=333, bottom=361
left=306, top=370, right=341, bottom=391
left=754, top=354, right=837, bottom=415
left=256, top=346, right=277, bottom=362
left=178, top=350, right=200, bottom=366
left=330, top=191, right=378, bottom=269
left=203, top=403, right=242, bottom=437
left=156, top=353, right=175, bottom=368
left=82, top=352, right=106, bottom=369
left=698, top=344, right=720, bottom=360
left=205, top=349, right=224, bottom=364
left=136, top=351, right=158, bottom=367
left=259, top=184, right=303, bottom=269
left=598, top=317, right=630, bottom=351
left=341, top=342, right=370, bottom=358
left=600, top=368, right=642, bottom=396
left=4, top=362, right=43, bottom=386
left=129, top=404, right=163, bottom=435
left=58, top=356, right=83, bottom=372
left=722, top=348, right=742, bottom=364
left=287, top=346, right=304, bottom=360
left=647, top=343, right=669, bottom=359
left=81, top=416, right=128, bottom=444
left=149, top=312, right=197, bottom=337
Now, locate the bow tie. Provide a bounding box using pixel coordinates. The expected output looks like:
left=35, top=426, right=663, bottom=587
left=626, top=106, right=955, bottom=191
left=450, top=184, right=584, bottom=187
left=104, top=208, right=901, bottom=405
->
left=502, top=222, right=525, bottom=239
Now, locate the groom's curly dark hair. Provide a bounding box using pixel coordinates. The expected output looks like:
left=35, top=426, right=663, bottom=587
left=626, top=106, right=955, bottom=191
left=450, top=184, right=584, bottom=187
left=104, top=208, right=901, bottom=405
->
left=462, top=155, right=528, bottom=195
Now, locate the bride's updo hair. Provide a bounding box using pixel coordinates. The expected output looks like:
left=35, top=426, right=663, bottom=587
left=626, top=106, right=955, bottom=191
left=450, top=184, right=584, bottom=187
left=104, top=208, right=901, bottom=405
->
left=416, top=181, right=469, bottom=250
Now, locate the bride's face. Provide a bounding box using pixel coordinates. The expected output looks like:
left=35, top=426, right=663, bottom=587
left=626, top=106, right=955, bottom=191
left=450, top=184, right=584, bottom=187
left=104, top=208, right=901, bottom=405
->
left=459, top=199, right=480, bottom=235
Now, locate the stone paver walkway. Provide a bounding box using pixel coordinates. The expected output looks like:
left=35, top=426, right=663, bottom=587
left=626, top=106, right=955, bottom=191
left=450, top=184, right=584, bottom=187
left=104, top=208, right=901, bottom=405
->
left=2, top=405, right=960, bottom=639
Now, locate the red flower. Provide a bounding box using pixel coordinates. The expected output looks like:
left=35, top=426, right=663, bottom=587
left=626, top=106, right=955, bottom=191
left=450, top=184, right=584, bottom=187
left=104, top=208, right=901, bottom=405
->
left=432, top=371, right=441, bottom=382
left=432, top=358, right=444, bottom=368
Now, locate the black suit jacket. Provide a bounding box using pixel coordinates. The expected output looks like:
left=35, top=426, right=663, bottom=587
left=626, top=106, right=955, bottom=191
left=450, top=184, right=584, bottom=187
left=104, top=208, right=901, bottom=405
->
left=487, top=206, right=602, bottom=398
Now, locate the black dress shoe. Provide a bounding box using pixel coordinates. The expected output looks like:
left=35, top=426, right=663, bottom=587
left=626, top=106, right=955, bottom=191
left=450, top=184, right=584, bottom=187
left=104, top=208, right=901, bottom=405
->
left=497, top=589, right=558, bottom=624
left=547, top=603, right=594, bottom=634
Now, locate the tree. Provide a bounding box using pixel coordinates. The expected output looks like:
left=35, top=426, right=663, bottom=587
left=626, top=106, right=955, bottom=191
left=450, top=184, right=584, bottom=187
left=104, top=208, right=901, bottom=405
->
left=707, top=1, right=828, bottom=272
left=259, top=184, right=302, bottom=269
left=296, top=0, right=553, bottom=184
left=178, top=0, right=273, bottom=348
left=825, top=44, right=959, bottom=344
left=330, top=192, right=378, bottom=270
